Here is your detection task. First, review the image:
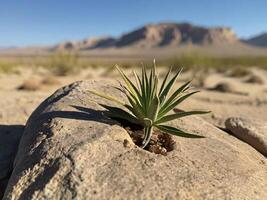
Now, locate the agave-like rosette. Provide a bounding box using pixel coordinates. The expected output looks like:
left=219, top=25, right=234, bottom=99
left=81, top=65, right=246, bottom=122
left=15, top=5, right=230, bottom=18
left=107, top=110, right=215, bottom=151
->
left=89, top=60, right=210, bottom=148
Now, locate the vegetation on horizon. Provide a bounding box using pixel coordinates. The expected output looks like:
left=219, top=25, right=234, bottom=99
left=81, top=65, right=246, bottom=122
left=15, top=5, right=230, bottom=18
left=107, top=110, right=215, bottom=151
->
left=0, top=61, right=18, bottom=73
left=1, top=52, right=267, bottom=75
left=89, top=60, right=210, bottom=148
left=48, top=51, right=80, bottom=76
left=161, top=53, right=267, bottom=71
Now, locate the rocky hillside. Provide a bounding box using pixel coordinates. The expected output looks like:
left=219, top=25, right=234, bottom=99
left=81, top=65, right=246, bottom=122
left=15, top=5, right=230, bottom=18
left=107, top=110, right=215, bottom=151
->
left=54, top=23, right=239, bottom=50
left=245, top=33, right=267, bottom=47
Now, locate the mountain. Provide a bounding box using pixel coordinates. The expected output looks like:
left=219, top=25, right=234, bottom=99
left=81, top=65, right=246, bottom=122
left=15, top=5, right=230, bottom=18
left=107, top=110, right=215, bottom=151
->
left=54, top=36, right=116, bottom=50
left=2, top=23, right=267, bottom=58
left=54, top=23, right=239, bottom=50
left=245, top=33, right=267, bottom=47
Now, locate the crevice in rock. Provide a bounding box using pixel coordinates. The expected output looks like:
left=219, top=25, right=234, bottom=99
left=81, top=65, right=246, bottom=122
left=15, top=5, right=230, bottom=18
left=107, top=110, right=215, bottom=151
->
left=62, top=153, right=78, bottom=199
left=111, top=117, right=176, bottom=156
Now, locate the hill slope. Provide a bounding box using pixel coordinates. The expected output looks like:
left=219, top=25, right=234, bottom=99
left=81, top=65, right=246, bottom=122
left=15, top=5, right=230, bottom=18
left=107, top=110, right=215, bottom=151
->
left=245, top=33, right=267, bottom=47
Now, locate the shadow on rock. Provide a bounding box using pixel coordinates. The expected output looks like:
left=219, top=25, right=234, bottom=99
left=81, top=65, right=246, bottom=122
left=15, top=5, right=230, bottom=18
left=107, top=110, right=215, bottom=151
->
left=0, top=125, right=24, bottom=199
left=33, top=105, right=115, bottom=128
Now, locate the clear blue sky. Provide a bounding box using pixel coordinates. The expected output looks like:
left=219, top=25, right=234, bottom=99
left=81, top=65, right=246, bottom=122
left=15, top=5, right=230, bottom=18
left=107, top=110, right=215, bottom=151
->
left=0, top=0, right=267, bottom=46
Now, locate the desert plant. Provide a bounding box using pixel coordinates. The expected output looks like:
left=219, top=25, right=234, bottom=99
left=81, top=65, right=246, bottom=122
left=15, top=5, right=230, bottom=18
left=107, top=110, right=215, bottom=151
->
left=90, top=61, right=210, bottom=148
left=17, top=78, right=41, bottom=91
left=0, top=61, right=17, bottom=74
left=48, top=51, right=79, bottom=76
left=228, top=67, right=250, bottom=77
left=41, top=76, right=60, bottom=85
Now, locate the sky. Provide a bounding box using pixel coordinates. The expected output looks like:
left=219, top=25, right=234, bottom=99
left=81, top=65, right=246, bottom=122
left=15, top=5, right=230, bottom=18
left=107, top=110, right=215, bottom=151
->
left=0, top=0, right=267, bottom=46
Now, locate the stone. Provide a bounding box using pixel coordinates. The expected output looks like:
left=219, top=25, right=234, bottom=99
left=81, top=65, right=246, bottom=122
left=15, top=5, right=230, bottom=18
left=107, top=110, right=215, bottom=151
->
left=4, top=81, right=267, bottom=199
left=211, top=82, right=236, bottom=93
left=225, top=117, right=267, bottom=156
left=245, top=74, right=265, bottom=84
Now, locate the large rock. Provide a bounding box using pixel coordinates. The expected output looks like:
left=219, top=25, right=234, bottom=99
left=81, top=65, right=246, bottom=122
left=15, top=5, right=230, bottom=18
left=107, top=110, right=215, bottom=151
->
left=4, top=81, right=267, bottom=199
left=225, top=117, right=267, bottom=156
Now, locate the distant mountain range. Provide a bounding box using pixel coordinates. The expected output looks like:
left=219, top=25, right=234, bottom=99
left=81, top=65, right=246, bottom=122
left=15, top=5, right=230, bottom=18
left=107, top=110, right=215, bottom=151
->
left=245, top=33, right=267, bottom=47
left=54, top=23, right=240, bottom=50
left=1, top=23, right=267, bottom=58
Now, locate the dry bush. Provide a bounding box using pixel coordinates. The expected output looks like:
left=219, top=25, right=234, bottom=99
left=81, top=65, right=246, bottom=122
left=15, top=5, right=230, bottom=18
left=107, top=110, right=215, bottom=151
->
left=48, top=51, right=80, bottom=76
left=245, top=74, right=265, bottom=84
left=0, top=62, right=17, bottom=74
left=227, top=67, right=251, bottom=78
left=162, top=54, right=267, bottom=70
left=17, top=78, right=42, bottom=91
left=42, top=76, right=60, bottom=85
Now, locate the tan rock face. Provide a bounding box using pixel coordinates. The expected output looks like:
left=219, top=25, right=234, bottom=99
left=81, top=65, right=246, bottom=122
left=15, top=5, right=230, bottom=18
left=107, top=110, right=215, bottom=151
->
left=4, top=81, right=267, bottom=200
left=225, top=117, right=267, bottom=156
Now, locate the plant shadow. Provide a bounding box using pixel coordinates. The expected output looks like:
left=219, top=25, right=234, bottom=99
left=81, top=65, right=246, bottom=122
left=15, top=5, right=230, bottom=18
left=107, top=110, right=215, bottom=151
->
left=36, top=105, right=116, bottom=126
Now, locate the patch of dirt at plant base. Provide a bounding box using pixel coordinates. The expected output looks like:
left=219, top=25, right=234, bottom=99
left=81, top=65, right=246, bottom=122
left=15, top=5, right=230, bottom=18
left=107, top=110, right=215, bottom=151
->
left=126, top=127, right=176, bottom=156
left=114, top=118, right=176, bottom=156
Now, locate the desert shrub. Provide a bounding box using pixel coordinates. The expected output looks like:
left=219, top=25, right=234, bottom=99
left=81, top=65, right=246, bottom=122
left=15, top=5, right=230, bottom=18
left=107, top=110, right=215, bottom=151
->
left=227, top=67, right=251, bottom=77
left=245, top=74, right=264, bottom=84
left=41, top=76, right=60, bottom=85
left=161, top=53, right=267, bottom=71
left=17, top=78, right=41, bottom=91
left=48, top=51, right=79, bottom=76
left=162, top=53, right=218, bottom=72
left=0, top=61, right=17, bottom=74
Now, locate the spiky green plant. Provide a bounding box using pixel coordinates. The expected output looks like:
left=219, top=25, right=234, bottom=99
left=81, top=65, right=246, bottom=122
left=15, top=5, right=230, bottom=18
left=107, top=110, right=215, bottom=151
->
left=90, top=61, right=210, bottom=148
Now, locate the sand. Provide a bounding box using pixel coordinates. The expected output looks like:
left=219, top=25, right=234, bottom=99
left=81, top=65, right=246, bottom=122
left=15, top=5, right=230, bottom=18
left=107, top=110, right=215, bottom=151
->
left=0, top=66, right=266, bottom=129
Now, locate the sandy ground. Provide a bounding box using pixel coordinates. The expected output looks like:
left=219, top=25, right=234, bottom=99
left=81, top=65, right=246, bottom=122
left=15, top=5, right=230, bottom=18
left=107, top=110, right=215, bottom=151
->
left=0, top=66, right=267, bottom=129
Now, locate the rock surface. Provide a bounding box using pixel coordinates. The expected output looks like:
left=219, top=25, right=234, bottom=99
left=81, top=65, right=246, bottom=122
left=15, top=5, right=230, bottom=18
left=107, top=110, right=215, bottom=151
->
left=4, top=81, right=267, bottom=200
left=225, top=117, right=267, bottom=156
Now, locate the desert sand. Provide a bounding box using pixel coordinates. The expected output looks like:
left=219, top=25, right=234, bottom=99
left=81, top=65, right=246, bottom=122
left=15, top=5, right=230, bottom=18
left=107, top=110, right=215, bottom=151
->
left=0, top=65, right=267, bottom=199
left=0, top=66, right=266, bottom=127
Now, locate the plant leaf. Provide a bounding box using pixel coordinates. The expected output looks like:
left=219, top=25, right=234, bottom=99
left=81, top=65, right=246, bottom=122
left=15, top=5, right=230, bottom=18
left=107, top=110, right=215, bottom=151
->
left=88, top=90, right=125, bottom=105
left=159, top=68, right=182, bottom=104
left=147, top=95, right=160, bottom=122
left=159, top=80, right=191, bottom=113
left=124, top=92, right=145, bottom=118
left=155, top=110, right=210, bottom=124
left=100, top=104, right=141, bottom=125
left=115, top=65, right=142, bottom=100
left=143, top=118, right=153, bottom=127
left=155, top=125, right=204, bottom=138
left=141, top=126, right=153, bottom=148
left=158, top=91, right=199, bottom=117
left=159, top=67, right=172, bottom=96
left=133, top=70, right=141, bottom=91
